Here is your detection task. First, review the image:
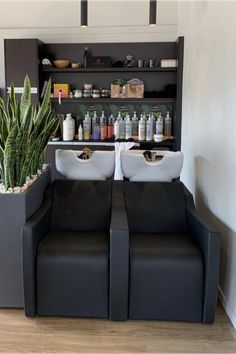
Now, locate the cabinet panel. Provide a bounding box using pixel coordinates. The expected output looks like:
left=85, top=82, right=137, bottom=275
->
left=4, top=39, right=39, bottom=102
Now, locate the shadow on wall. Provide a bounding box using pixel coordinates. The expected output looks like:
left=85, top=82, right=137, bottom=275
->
left=194, top=156, right=236, bottom=307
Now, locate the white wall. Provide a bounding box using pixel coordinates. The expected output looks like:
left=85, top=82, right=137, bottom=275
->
left=178, top=1, right=236, bottom=328
left=0, top=0, right=178, bottom=90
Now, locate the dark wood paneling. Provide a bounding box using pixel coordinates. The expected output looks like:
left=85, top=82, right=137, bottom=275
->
left=4, top=39, right=39, bottom=103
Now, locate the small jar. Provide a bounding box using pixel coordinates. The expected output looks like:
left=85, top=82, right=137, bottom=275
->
left=74, top=89, right=83, bottom=98
left=83, top=89, right=92, bottom=98
left=92, top=89, right=100, bottom=99
left=101, top=89, right=110, bottom=98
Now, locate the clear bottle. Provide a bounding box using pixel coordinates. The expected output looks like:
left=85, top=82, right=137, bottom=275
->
left=151, top=113, right=156, bottom=132
left=146, top=116, right=153, bottom=141
left=156, top=113, right=163, bottom=135
left=132, top=111, right=139, bottom=139
left=125, top=115, right=132, bottom=140
left=119, top=118, right=125, bottom=139
left=138, top=116, right=146, bottom=141
left=114, top=120, right=120, bottom=140
left=107, top=115, right=114, bottom=139
left=93, top=117, right=100, bottom=140
left=164, top=111, right=172, bottom=137
left=83, top=116, right=90, bottom=140
left=100, top=112, right=107, bottom=141
left=78, top=124, right=83, bottom=141
left=63, top=113, right=75, bottom=141
left=92, top=111, right=97, bottom=135
left=117, top=111, right=122, bottom=122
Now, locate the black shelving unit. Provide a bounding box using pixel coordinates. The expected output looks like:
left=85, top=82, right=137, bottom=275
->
left=4, top=38, right=184, bottom=178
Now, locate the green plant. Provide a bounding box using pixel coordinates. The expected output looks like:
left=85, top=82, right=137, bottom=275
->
left=0, top=75, right=60, bottom=191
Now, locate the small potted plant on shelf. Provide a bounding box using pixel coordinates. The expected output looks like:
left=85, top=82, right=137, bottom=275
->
left=0, top=75, right=60, bottom=308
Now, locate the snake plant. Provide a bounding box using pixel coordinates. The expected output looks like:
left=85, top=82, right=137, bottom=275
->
left=0, top=75, right=60, bottom=191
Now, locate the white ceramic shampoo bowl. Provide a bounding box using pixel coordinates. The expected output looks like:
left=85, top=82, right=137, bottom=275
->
left=121, top=150, right=183, bottom=182
left=55, top=149, right=115, bottom=180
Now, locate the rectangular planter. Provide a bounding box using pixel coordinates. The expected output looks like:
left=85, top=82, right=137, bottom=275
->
left=0, top=166, right=51, bottom=308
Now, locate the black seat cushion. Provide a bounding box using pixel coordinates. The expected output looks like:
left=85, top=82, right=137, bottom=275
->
left=37, top=230, right=109, bottom=317
left=124, top=181, right=188, bottom=234
left=129, top=233, right=203, bottom=321
left=51, top=180, right=112, bottom=231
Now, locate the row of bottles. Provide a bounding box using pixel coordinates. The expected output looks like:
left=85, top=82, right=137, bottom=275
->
left=63, top=111, right=172, bottom=141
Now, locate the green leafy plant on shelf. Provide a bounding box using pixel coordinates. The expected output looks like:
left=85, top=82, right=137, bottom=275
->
left=0, top=75, right=60, bottom=191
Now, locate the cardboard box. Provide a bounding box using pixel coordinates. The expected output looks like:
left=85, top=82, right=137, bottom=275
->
left=53, top=84, right=70, bottom=98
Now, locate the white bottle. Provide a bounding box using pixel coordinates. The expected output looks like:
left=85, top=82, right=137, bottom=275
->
left=138, top=116, right=145, bottom=141
left=63, top=113, right=75, bottom=141
left=164, top=111, right=172, bottom=137
left=125, top=116, right=132, bottom=140
left=78, top=124, right=83, bottom=140
left=92, top=111, right=97, bottom=134
left=132, top=111, right=139, bottom=139
left=156, top=114, right=163, bottom=135
left=146, top=116, right=153, bottom=141
left=114, top=120, right=120, bottom=140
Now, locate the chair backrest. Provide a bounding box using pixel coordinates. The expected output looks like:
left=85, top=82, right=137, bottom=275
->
left=124, top=181, right=188, bottom=234
left=51, top=180, right=112, bottom=231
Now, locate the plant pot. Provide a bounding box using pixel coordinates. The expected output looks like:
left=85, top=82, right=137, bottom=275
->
left=0, top=166, right=51, bottom=308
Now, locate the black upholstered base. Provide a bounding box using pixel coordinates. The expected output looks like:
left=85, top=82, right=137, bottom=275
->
left=129, top=233, right=203, bottom=321
left=37, top=230, right=109, bottom=317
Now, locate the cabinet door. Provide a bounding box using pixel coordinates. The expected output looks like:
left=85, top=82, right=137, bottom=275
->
left=4, top=39, right=39, bottom=102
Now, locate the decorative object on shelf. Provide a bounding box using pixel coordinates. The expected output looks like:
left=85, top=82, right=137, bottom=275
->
left=81, top=0, right=88, bottom=27
left=160, top=59, right=177, bottom=68
left=83, top=47, right=89, bottom=67
left=149, top=0, right=157, bottom=26
left=74, top=89, right=83, bottom=98
left=112, top=60, right=124, bottom=68
left=84, top=83, right=93, bottom=90
left=127, top=78, right=144, bottom=98
left=42, top=58, right=52, bottom=66
left=87, top=56, right=112, bottom=68
left=71, top=62, right=81, bottom=68
left=101, top=89, right=110, bottom=98
left=111, top=79, right=127, bottom=98
left=83, top=89, right=92, bottom=98
left=53, top=60, right=70, bottom=68
left=124, top=55, right=136, bottom=68
left=92, top=89, right=100, bottom=99
left=53, top=83, right=70, bottom=98
left=138, top=59, right=143, bottom=68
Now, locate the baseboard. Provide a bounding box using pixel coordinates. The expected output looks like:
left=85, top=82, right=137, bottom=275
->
left=218, top=287, right=236, bottom=329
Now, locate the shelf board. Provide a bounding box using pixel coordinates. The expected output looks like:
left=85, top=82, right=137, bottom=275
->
left=50, top=97, right=175, bottom=104
left=42, top=67, right=177, bottom=73
left=48, top=138, right=175, bottom=146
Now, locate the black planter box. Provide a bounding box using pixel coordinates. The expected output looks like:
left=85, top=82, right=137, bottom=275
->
left=0, top=167, right=51, bottom=308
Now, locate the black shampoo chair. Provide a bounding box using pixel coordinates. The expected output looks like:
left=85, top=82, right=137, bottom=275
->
left=22, top=180, right=128, bottom=319
left=124, top=181, right=220, bottom=323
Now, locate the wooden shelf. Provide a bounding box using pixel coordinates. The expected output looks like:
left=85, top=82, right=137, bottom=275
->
left=50, top=97, right=175, bottom=104
left=48, top=138, right=175, bottom=145
left=42, top=67, right=177, bottom=73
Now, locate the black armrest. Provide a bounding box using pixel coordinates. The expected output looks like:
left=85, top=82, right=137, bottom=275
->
left=109, top=181, right=129, bottom=321
left=184, top=187, right=220, bottom=324
left=21, top=185, right=53, bottom=317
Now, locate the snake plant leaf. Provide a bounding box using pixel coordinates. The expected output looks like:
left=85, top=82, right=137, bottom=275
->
left=35, top=79, right=51, bottom=125
left=3, top=125, right=18, bottom=189
left=20, top=75, right=31, bottom=125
